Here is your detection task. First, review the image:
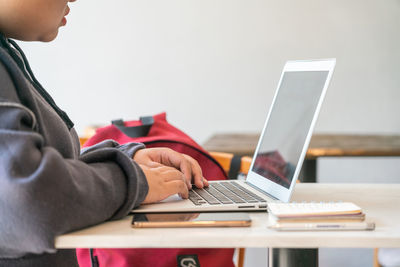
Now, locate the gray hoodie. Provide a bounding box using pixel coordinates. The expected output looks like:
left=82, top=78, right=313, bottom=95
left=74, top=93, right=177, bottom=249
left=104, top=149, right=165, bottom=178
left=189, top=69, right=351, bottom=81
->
left=0, top=34, right=148, bottom=266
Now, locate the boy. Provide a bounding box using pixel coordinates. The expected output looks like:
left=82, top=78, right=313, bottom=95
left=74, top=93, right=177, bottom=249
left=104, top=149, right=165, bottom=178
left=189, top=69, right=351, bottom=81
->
left=0, top=0, right=207, bottom=266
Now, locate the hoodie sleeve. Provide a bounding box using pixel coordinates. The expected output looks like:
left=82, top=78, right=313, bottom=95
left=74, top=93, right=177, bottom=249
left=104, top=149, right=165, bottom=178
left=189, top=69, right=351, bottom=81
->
left=0, top=62, right=148, bottom=258
left=80, top=139, right=145, bottom=160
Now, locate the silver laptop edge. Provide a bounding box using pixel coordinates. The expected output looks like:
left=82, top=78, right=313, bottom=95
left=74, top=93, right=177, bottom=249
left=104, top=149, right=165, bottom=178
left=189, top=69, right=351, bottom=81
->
left=133, top=59, right=336, bottom=213
left=245, top=59, right=336, bottom=202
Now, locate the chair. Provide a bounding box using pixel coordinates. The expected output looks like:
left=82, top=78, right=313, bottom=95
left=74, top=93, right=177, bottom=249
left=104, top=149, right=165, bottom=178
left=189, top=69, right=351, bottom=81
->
left=79, top=137, right=88, bottom=147
left=209, top=151, right=252, bottom=176
left=79, top=125, right=100, bottom=147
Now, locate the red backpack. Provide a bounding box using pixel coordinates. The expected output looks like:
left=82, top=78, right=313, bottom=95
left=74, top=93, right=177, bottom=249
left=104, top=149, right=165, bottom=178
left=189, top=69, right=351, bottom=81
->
left=76, top=112, right=235, bottom=267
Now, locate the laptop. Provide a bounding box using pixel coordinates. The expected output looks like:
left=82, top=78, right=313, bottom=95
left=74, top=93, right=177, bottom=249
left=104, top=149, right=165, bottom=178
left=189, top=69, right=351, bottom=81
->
left=133, top=59, right=336, bottom=213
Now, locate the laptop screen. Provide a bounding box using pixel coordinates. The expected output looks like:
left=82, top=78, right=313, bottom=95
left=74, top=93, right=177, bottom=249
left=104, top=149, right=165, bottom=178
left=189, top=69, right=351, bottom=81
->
left=251, top=71, right=329, bottom=189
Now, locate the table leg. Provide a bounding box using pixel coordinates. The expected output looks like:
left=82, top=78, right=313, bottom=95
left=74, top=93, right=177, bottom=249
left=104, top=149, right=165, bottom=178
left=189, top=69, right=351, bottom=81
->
left=271, top=248, right=318, bottom=267
left=299, top=158, right=317, bottom=183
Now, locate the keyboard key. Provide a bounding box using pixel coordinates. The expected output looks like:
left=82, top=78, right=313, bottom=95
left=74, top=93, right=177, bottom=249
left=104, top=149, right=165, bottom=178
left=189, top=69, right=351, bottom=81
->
left=204, top=186, right=233, bottom=204
left=190, top=181, right=268, bottom=206
left=189, top=191, right=206, bottom=205
left=230, top=181, right=268, bottom=202
left=193, top=188, right=221, bottom=205
left=211, top=183, right=246, bottom=204
left=218, top=182, right=259, bottom=202
left=189, top=191, right=202, bottom=201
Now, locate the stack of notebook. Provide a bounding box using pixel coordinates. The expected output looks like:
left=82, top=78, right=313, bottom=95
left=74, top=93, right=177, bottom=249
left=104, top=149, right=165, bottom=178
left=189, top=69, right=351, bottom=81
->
left=267, top=202, right=374, bottom=231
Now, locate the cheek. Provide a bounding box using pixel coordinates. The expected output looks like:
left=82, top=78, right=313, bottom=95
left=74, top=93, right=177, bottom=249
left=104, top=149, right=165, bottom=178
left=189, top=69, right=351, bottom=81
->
left=0, top=0, right=66, bottom=41
left=35, top=0, right=67, bottom=26
left=18, top=13, right=62, bottom=42
left=34, top=4, right=68, bottom=41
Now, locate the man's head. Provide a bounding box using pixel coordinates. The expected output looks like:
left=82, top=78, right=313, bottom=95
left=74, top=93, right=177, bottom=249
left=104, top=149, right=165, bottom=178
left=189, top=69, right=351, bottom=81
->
left=0, top=0, right=76, bottom=42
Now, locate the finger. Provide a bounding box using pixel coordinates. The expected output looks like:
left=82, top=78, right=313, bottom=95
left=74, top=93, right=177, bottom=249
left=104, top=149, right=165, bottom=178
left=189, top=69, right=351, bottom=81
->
left=147, top=161, right=164, bottom=168
left=202, top=177, right=209, bottom=187
left=158, top=167, right=187, bottom=184
left=178, top=159, right=193, bottom=189
left=182, top=154, right=205, bottom=188
left=159, top=150, right=193, bottom=189
left=164, top=180, right=189, bottom=199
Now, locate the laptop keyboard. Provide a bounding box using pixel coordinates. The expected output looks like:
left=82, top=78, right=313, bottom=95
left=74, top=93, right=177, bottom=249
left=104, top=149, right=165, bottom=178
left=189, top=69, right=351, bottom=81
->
left=189, top=181, right=268, bottom=206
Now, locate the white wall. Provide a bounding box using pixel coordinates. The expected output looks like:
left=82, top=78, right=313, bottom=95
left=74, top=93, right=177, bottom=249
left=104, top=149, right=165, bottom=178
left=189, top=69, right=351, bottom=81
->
left=19, top=0, right=400, bottom=144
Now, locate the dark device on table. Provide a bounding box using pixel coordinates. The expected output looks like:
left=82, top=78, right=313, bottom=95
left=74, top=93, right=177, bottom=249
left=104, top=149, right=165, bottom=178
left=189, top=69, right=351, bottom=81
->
left=131, top=212, right=251, bottom=228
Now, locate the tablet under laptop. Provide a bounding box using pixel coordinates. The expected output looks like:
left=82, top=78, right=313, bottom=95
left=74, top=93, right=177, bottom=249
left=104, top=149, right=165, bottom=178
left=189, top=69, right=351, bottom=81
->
left=133, top=59, right=336, bottom=213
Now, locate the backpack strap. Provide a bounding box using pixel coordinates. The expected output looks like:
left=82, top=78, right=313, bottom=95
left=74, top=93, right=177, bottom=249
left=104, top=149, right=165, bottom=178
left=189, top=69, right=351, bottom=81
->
left=228, top=154, right=242, bottom=180
left=112, top=116, right=154, bottom=138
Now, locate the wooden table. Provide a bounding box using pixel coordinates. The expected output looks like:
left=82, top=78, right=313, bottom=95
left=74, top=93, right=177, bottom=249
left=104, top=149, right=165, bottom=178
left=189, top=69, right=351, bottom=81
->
left=203, top=134, right=400, bottom=182
left=56, top=183, right=400, bottom=248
